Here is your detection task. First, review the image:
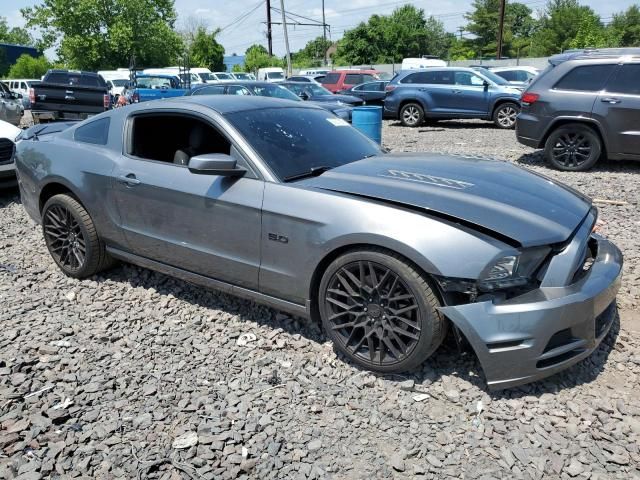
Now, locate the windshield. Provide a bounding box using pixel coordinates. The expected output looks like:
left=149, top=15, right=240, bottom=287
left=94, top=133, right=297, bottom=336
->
left=476, top=69, right=509, bottom=86
left=111, top=79, right=128, bottom=86
left=251, top=84, right=300, bottom=101
left=225, top=107, right=381, bottom=181
left=136, top=76, right=178, bottom=89
left=215, top=73, right=233, bottom=80
left=199, top=73, right=215, bottom=81
left=285, top=83, right=331, bottom=96
left=233, top=73, right=250, bottom=80
left=267, top=71, right=284, bottom=79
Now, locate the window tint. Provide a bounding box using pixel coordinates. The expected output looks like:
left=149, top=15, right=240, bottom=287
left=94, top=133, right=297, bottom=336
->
left=321, top=73, right=340, bottom=84
left=344, top=74, right=363, bottom=85
left=20, top=82, right=27, bottom=90
left=496, top=70, right=517, bottom=81
left=227, top=85, right=251, bottom=95
left=74, top=118, right=110, bottom=145
left=401, top=71, right=453, bottom=85
left=455, top=71, right=485, bottom=86
left=192, top=85, right=225, bottom=95
left=554, top=65, right=616, bottom=91
left=606, top=64, right=640, bottom=95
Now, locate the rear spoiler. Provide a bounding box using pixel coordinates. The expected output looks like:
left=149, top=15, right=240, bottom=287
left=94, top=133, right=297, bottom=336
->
left=19, top=121, right=80, bottom=141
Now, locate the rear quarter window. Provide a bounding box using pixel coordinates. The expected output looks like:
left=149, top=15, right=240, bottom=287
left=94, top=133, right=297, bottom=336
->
left=553, top=64, right=616, bottom=92
left=321, top=73, right=340, bottom=84
left=74, top=117, right=110, bottom=145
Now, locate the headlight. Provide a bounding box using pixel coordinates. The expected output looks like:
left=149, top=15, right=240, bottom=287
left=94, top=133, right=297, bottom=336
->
left=478, top=247, right=550, bottom=291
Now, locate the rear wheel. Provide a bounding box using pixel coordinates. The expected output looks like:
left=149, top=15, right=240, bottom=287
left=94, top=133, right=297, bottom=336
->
left=319, top=249, right=446, bottom=373
left=544, top=123, right=602, bottom=171
left=42, top=194, right=114, bottom=278
left=493, top=102, right=519, bottom=129
left=399, top=103, right=424, bottom=127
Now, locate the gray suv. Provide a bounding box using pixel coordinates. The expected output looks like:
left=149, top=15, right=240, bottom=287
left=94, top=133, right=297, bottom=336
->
left=516, top=48, right=640, bottom=171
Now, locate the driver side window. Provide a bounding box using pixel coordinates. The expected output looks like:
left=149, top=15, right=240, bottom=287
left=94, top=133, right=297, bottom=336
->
left=455, top=72, right=484, bottom=86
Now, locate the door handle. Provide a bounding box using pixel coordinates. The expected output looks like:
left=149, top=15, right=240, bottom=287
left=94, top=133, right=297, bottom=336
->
left=118, top=174, right=141, bottom=186
left=601, top=97, right=621, bottom=104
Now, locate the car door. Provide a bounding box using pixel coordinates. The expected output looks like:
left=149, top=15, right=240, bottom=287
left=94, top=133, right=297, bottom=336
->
left=405, top=70, right=456, bottom=114
left=111, top=109, right=264, bottom=289
left=354, top=82, right=386, bottom=104
left=592, top=63, right=640, bottom=158
left=450, top=71, right=490, bottom=115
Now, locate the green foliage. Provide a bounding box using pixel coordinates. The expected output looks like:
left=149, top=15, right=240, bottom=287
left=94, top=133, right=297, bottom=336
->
left=243, top=44, right=282, bottom=73
left=7, top=54, right=52, bottom=78
left=22, top=0, right=184, bottom=70
left=608, top=5, right=640, bottom=47
left=189, top=27, right=224, bottom=71
left=333, top=5, right=451, bottom=65
left=0, top=17, right=35, bottom=46
left=569, top=10, right=607, bottom=49
left=231, top=63, right=245, bottom=73
left=448, top=37, right=476, bottom=60
left=291, top=37, right=332, bottom=68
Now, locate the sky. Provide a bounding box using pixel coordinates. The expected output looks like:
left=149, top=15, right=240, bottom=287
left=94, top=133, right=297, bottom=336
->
left=6, top=0, right=640, bottom=59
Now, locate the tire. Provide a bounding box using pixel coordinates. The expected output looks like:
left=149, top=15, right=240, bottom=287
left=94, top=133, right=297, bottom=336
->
left=492, top=102, right=519, bottom=129
left=399, top=102, right=424, bottom=127
left=42, top=194, right=114, bottom=278
left=319, top=248, right=447, bottom=373
left=544, top=123, right=602, bottom=171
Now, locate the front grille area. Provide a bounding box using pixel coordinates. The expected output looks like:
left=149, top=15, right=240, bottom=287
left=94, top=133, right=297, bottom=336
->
left=0, top=138, right=15, bottom=165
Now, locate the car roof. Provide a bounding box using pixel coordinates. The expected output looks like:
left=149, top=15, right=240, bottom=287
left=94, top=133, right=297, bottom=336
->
left=161, top=94, right=318, bottom=114
left=189, top=80, right=280, bottom=91
left=549, top=47, right=640, bottom=65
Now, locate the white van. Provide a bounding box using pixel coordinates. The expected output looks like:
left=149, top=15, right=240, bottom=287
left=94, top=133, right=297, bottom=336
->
left=401, top=57, right=447, bottom=70
left=5, top=79, right=41, bottom=109
left=257, top=67, right=285, bottom=83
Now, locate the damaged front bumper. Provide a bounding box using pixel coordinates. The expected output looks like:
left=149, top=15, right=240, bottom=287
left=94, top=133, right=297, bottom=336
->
left=440, top=234, right=622, bottom=390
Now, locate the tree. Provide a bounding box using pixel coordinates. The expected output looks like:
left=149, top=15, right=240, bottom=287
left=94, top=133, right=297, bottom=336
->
left=243, top=44, right=282, bottom=73
left=22, top=0, right=184, bottom=70
left=7, top=54, right=52, bottom=78
left=0, top=17, right=35, bottom=46
left=291, top=36, right=332, bottom=68
left=569, top=10, right=607, bottom=49
left=333, top=5, right=450, bottom=65
left=608, top=5, right=640, bottom=47
left=189, top=27, right=224, bottom=71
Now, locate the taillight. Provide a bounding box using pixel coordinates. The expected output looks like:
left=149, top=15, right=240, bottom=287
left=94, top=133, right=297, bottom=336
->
left=521, top=92, right=539, bottom=105
left=385, top=85, right=396, bottom=92
left=132, top=92, right=139, bottom=103
left=103, top=94, right=111, bottom=109
left=29, top=88, right=35, bottom=105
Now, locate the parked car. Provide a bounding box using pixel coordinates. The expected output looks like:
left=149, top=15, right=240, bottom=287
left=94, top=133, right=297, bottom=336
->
left=0, top=81, right=24, bottom=126
left=489, top=66, right=540, bottom=89
left=230, top=72, right=256, bottom=80
left=106, top=78, right=128, bottom=101
left=339, top=81, right=389, bottom=106
left=401, top=56, right=446, bottom=70
left=281, top=82, right=363, bottom=106
left=0, top=119, right=22, bottom=188
left=5, top=78, right=41, bottom=109
left=15, top=95, right=622, bottom=389
left=384, top=67, right=522, bottom=128
left=30, top=70, right=111, bottom=123
left=298, top=68, right=330, bottom=76
left=287, top=75, right=323, bottom=83
left=126, top=74, right=187, bottom=103
left=187, top=81, right=353, bottom=122
left=517, top=48, right=640, bottom=171
left=257, top=67, right=285, bottom=83
left=321, top=70, right=382, bottom=93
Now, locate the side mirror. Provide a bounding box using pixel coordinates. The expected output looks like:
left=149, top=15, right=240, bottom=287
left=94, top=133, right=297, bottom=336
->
left=188, top=153, right=246, bottom=176
left=483, top=80, right=490, bottom=91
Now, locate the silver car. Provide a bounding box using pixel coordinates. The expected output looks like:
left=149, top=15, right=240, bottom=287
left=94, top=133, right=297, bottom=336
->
left=0, top=81, right=24, bottom=126
left=15, top=96, right=622, bottom=390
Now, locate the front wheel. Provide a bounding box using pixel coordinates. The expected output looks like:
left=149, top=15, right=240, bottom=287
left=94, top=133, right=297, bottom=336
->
left=544, top=123, right=602, bottom=171
left=319, top=249, right=447, bottom=373
left=493, top=102, right=520, bottom=129
left=399, top=103, right=424, bottom=127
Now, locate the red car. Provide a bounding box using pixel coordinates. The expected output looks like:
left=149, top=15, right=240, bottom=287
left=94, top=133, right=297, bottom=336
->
left=320, top=70, right=382, bottom=93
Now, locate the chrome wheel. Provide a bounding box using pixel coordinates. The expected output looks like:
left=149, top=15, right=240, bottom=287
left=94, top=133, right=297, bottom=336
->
left=324, top=261, right=421, bottom=366
left=43, top=204, right=86, bottom=271
left=401, top=106, right=421, bottom=126
left=551, top=132, right=593, bottom=168
left=496, top=105, right=518, bottom=128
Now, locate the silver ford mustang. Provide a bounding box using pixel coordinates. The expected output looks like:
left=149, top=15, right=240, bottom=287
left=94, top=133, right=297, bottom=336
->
left=15, top=96, right=622, bottom=390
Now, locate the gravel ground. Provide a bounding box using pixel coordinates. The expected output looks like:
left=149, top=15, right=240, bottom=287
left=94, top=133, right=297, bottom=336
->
left=1, top=120, right=640, bottom=479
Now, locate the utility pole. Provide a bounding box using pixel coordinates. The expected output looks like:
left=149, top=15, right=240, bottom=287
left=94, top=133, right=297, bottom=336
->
left=322, top=0, right=327, bottom=66
left=497, top=0, right=506, bottom=59
left=266, top=0, right=273, bottom=56
left=280, top=0, right=292, bottom=76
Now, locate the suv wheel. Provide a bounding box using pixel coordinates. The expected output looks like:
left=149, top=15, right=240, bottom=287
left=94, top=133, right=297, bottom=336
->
left=319, top=248, right=446, bottom=373
left=544, top=124, right=602, bottom=171
left=400, top=103, right=424, bottom=127
left=493, top=102, right=519, bottom=129
left=42, top=194, right=114, bottom=278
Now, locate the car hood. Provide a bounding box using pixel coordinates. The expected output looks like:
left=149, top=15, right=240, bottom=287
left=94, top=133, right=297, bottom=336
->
left=301, top=153, right=591, bottom=247
left=309, top=101, right=352, bottom=112
left=312, top=94, right=362, bottom=104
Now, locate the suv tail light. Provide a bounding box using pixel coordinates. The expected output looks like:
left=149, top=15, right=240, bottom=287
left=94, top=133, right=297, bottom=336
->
left=521, top=92, right=539, bottom=105
left=103, top=94, right=111, bottom=109
left=132, top=92, right=139, bottom=103
left=29, top=88, right=35, bottom=105
left=385, top=85, right=396, bottom=93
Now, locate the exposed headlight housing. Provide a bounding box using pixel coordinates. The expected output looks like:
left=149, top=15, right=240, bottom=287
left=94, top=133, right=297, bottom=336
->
left=478, top=247, right=551, bottom=292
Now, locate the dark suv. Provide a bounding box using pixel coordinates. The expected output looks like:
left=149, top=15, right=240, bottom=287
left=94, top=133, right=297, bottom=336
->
left=384, top=67, right=522, bottom=128
left=516, top=48, right=640, bottom=171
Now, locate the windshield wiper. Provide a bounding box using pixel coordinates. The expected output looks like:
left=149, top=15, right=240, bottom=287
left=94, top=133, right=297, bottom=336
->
left=283, top=166, right=333, bottom=182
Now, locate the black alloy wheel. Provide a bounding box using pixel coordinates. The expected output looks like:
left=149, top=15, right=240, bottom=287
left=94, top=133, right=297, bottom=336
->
left=544, top=123, right=602, bottom=171
left=319, top=249, right=446, bottom=372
